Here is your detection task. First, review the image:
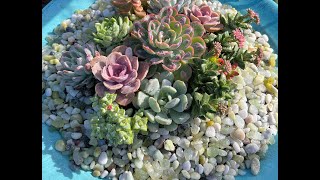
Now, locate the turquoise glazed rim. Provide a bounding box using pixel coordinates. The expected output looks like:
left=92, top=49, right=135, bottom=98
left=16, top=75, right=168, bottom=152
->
left=42, top=0, right=278, bottom=179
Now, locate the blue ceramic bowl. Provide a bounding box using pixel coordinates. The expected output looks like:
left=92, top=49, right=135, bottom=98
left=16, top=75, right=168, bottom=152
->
left=42, top=0, right=278, bottom=179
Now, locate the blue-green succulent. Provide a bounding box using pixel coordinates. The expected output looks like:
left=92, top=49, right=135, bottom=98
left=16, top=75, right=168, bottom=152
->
left=133, top=71, right=192, bottom=125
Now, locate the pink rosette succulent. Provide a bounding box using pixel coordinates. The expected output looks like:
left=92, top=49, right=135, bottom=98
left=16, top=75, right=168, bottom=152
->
left=91, top=45, right=150, bottom=106
left=185, top=4, right=224, bottom=32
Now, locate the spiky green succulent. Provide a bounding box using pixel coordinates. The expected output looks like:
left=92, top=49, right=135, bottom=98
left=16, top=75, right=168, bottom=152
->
left=131, top=7, right=206, bottom=72
left=147, top=0, right=192, bottom=14
left=93, top=16, right=133, bottom=50
left=133, top=71, right=192, bottom=125
left=58, top=43, right=98, bottom=90
left=90, top=93, right=148, bottom=146
left=190, top=58, right=235, bottom=119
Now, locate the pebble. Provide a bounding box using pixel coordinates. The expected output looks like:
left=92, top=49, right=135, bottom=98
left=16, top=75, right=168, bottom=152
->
left=55, top=140, right=66, bottom=152
left=190, top=172, right=201, bottom=179
left=231, top=104, right=239, bottom=114
left=119, top=171, right=134, bottom=180
left=196, top=164, right=204, bottom=174
left=238, top=109, right=248, bottom=119
left=164, top=140, right=175, bottom=151
left=245, top=143, right=260, bottom=154
left=150, top=132, right=160, bottom=140
left=92, top=170, right=101, bottom=177
left=182, top=161, right=191, bottom=171
left=205, top=126, right=216, bottom=137
left=251, top=158, right=260, bottom=175
left=158, top=128, right=169, bottom=136
left=153, top=150, right=164, bottom=161
left=245, top=114, right=254, bottom=124
left=223, top=165, right=230, bottom=175
left=181, top=170, right=190, bottom=179
left=265, top=94, right=272, bottom=104
left=45, top=88, right=52, bottom=96
left=65, top=106, right=73, bottom=115
left=231, top=128, right=245, bottom=140
left=134, top=159, right=143, bottom=169
left=216, top=165, right=225, bottom=172
left=249, top=105, right=258, bottom=115
left=213, top=123, right=221, bottom=132
left=148, top=123, right=159, bottom=132
left=222, top=117, right=234, bottom=126
left=172, top=160, right=180, bottom=170
left=169, top=153, right=177, bottom=162
left=49, top=114, right=57, bottom=120
left=254, top=31, right=261, bottom=37
left=234, top=115, right=245, bottom=129
left=194, top=117, right=201, bottom=126
left=109, top=168, right=116, bottom=177
left=257, top=37, right=266, bottom=45
left=100, top=170, right=109, bottom=178
left=98, top=152, right=108, bottom=165
left=232, top=142, right=241, bottom=153
left=268, top=113, right=276, bottom=125
left=71, top=132, right=82, bottom=139
left=203, top=163, right=214, bottom=175
left=72, top=108, right=81, bottom=115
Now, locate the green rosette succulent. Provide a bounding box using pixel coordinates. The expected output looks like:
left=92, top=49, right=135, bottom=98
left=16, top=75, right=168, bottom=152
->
left=93, top=16, right=133, bottom=49
left=90, top=93, right=148, bottom=146
left=147, top=0, right=192, bottom=14
left=58, top=43, right=99, bottom=90
left=131, top=7, right=206, bottom=72
left=133, top=71, right=193, bottom=125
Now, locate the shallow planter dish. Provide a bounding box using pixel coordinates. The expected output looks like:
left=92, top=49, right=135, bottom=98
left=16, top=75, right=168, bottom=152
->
left=42, top=0, right=278, bottom=179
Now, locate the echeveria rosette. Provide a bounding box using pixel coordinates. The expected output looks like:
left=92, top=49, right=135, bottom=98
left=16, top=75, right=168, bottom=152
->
left=112, top=0, right=147, bottom=19
left=131, top=7, right=206, bottom=74
left=93, top=16, right=133, bottom=50
left=184, top=4, right=224, bottom=33
left=133, top=71, right=192, bottom=125
left=147, top=0, right=192, bottom=14
left=58, top=43, right=99, bottom=90
left=91, top=45, right=150, bottom=106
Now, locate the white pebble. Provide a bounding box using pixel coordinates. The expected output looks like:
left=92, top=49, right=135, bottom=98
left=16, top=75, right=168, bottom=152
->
left=65, top=106, right=73, bottom=115
left=238, top=109, right=248, bottom=119
left=231, top=104, right=239, bottom=114
left=213, top=123, right=221, bottom=132
left=100, top=170, right=109, bottom=178
left=257, top=37, right=266, bottom=45
left=71, top=108, right=80, bottom=115
left=204, top=163, right=214, bottom=176
left=245, top=143, right=260, bottom=154
left=254, top=31, right=261, bottom=37
left=98, top=152, right=108, bottom=165
left=233, top=142, right=241, bottom=153
left=190, top=172, right=201, bottom=179
left=262, top=34, right=269, bottom=42
left=234, top=115, right=245, bottom=129
left=71, top=132, right=82, bottom=139
left=49, top=114, right=57, bottom=120
left=265, top=94, right=272, bottom=104
left=45, top=88, right=52, bottom=97
left=249, top=105, right=258, bottom=115
left=109, top=169, right=116, bottom=177
left=119, top=171, right=134, bottom=180
left=182, top=161, right=191, bottom=171
left=222, top=117, right=234, bottom=126
left=205, top=126, right=216, bottom=137
left=251, top=158, right=260, bottom=175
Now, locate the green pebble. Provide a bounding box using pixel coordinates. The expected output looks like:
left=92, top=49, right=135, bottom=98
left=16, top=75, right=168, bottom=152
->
left=55, top=140, right=66, bottom=152
left=93, top=147, right=101, bottom=158
left=92, top=170, right=101, bottom=177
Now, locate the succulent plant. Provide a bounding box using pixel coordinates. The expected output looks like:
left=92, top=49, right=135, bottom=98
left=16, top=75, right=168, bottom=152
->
left=90, top=93, right=148, bottom=146
left=93, top=16, right=133, bottom=50
left=131, top=7, right=206, bottom=72
left=133, top=71, right=192, bottom=125
left=220, top=9, right=260, bottom=31
left=58, top=43, right=100, bottom=90
left=147, top=0, right=192, bottom=14
left=91, top=45, right=150, bottom=106
left=112, top=0, right=147, bottom=19
left=190, top=58, right=235, bottom=119
left=184, top=4, right=224, bottom=33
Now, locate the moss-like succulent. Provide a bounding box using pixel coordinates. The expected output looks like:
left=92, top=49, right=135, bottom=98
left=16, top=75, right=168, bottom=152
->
left=93, top=16, right=133, bottom=50
left=147, top=0, right=192, bottom=14
left=58, top=43, right=99, bottom=90
left=90, top=93, right=148, bottom=146
left=112, top=0, right=147, bottom=20
left=131, top=7, right=206, bottom=72
left=133, top=71, right=192, bottom=125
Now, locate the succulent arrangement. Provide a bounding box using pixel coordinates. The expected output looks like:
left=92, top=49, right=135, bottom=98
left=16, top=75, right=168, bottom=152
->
left=42, top=0, right=278, bottom=179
